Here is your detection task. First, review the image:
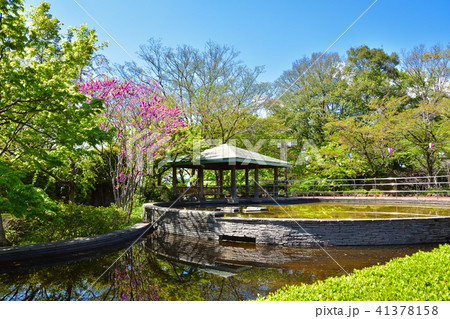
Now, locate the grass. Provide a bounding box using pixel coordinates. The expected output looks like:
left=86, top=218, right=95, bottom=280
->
left=258, top=244, right=450, bottom=301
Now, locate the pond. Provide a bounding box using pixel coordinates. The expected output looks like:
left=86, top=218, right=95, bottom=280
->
left=215, top=203, right=450, bottom=219
left=0, top=232, right=439, bottom=301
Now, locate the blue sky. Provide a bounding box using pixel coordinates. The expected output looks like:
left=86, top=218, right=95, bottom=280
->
left=25, top=0, right=450, bottom=82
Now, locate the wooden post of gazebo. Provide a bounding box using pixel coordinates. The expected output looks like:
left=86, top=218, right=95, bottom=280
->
left=218, top=169, right=224, bottom=199
left=274, top=167, right=279, bottom=198
left=245, top=168, right=249, bottom=197
left=230, top=165, right=237, bottom=203
left=198, top=167, right=204, bottom=201
left=254, top=165, right=259, bottom=199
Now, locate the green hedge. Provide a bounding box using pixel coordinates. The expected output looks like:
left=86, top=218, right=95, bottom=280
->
left=6, top=202, right=132, bottom=245
left=259, top=244, right=450, bottom=301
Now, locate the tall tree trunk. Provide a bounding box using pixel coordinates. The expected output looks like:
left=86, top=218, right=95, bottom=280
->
left=0, top=214, right=11, bottom=246
left=68, top=181, right=75, bottom=203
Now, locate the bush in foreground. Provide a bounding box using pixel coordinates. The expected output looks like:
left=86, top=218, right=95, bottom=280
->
left=259, top=244, right=450, bottom=301
left=6, top=202, right=137, bottom=245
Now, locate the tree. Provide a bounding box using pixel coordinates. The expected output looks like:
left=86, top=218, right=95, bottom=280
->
left=118, top=39, right=270, bottom=143
left=341, top=45, right=403, bottom=116
left=27, top=98, right=105, bottom=203
left=392, top=98, right=450, bottom=176
left=273, top=52, right=345, bottom=147
left=78, top=78, right=187, bottom=217
left=0, top=0, right=104, bottom=243
left=0, top=2, right=102, bottom=159
left=327, top=95, right=450, bottom=178
left=401, top=44, right=450, bottom=103
left=327, top=97, right=408, bottom=177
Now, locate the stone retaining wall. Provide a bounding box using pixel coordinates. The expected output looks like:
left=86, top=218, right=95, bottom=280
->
left=143, top=206, right=221, bottom=241
left=217, top=216, right=450, bottom=246
left=143, top=199, right=450, bottom=246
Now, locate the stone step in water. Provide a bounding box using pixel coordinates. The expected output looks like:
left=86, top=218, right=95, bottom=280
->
left=216, top=206, right=240, bottom=213
left=243, top=206, right=268, bottom=213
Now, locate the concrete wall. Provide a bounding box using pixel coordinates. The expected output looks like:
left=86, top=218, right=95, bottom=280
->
left=143, top=201, right=450, bottom=246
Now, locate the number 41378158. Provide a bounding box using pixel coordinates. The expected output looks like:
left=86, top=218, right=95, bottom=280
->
left=376, top=305, right=438, bottom=316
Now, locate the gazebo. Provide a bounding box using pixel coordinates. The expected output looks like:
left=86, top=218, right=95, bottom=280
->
left=167, top=144, right=292, bottom=203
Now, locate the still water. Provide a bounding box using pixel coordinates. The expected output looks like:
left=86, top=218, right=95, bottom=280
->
left=0, top=232, right=439, bottom=301
left=220, top=203, right=450, bottom=219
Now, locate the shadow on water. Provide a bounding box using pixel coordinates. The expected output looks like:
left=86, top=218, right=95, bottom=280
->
left=0, top=232, right=440, bottom=301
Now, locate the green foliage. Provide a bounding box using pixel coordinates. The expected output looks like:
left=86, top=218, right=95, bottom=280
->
left=326, top=97, right=407, bottom=176
left=325, top=96, right=449, bottom=178
left=143, top=185, right=173, bottom=202
left=0, top=161, right=57, bottom=219
left=270, top=44, right=449, bottom=180
left=342, top=45, right=403, bottom=116
left=402, top=44, right=450, bottom=102
left=1, top=1, right=101, bottom=150
left=259, top=244, right=450, bottom=301
left=393, top=98, right=450, bottom=176
left=7, top=202, right=129, bottom=244
left=274, top=52, right=344, bottom=146
left=0, top=0, right=106, bottom=202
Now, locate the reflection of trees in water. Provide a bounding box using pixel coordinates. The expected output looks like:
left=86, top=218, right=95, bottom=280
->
left=114, top=245, right=296, bottom=301
left=142, top=249, right=327, bottom=301
left=0, top=251, right=119, bottom=301
left=209, top=268, right=330, bottom=300
left=111, top=245, right=163, bottom=301
left=0, top=243, right=243, bottom=301
left=142, top=248, right=223, bottom=301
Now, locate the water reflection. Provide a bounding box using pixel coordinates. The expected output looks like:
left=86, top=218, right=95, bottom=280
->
left=0, top=233, right=439, bottom=301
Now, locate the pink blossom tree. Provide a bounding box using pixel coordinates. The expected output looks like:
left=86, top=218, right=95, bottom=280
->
left=78, top=79, right=187, bottom=217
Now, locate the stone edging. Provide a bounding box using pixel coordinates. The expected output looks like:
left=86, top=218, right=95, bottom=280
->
left=143, top=198, right=450, bottom=246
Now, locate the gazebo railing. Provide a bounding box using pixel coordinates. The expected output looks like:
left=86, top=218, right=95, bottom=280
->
left=175, top=185, right=259, bottom=199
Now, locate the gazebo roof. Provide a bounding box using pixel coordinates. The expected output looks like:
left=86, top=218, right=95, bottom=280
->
left=167, top=144, right=292, bottom=169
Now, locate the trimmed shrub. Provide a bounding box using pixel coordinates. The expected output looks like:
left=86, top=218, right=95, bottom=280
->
left=259, top=244, right=450, bottom=301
